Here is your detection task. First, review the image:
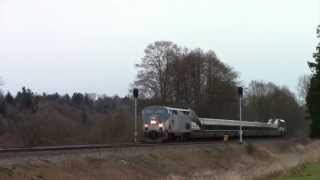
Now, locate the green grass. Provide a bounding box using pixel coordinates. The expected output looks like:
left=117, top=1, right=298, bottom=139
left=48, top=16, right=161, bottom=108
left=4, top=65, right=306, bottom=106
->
left=277, top=163, right=320, bottom=180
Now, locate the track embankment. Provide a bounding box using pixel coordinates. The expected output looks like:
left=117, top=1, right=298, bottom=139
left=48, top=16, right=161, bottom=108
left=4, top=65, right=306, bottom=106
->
left=0, top=138, right=318, bottom=180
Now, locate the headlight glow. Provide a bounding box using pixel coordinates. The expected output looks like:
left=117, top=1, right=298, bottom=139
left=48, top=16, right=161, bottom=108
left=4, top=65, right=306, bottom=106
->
left=150, top=120, right=157, bottom=124
left=158, top=123, right=163, bottom=128
left=144, top=124, right=148, bottom=128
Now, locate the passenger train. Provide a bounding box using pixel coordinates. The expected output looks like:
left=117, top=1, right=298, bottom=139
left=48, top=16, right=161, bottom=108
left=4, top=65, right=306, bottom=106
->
left=142, top=106, right=286, bottom=142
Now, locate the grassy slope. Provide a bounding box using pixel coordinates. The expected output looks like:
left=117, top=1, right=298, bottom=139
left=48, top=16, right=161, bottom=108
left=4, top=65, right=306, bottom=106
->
left=277, top=163, right=320, bottom=180
left=1, top=140, right=320, bottom=180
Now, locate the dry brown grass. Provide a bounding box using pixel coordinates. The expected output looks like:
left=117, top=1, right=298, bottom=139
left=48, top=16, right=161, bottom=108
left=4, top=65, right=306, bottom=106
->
left=0, top=140, right=320, bottom=180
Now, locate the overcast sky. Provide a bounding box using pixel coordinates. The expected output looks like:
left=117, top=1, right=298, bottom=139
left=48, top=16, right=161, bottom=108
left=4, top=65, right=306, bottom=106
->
left=0, top=0, right=319, bottom=96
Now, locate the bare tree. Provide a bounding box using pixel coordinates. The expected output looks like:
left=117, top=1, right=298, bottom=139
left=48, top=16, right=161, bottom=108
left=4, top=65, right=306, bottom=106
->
left=134, top=41, right=239, bottom=119
left=244, top=81, right=307, bottom=136
left=134, top=41, right=180, bottom=102
left=297, top=74, right=311, bottom=105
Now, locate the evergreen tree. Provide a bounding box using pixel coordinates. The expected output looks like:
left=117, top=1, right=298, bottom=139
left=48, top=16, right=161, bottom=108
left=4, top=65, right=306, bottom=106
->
left=0, top=93, right=6, bottom=115
left=5, top=92, right=14, bottom=105
left=16, top=87, right=34, bottom=110
left=0, top=101, right=6, bottom=116
left=72, top=93, right=84, bottom=105
left=306, top=25, right=320, bottom=137
left=62, top=94, right=71, bottom=103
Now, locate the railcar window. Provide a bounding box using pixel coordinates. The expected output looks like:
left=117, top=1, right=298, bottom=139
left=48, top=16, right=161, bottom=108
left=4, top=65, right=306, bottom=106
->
left=142, top=107, right=169, bottom=122
left=182, top=111, right=190, bottom=116
left=171, top=110, right=178, bottom=115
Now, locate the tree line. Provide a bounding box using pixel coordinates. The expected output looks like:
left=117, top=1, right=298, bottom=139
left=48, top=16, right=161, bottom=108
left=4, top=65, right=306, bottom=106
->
left=0, top=88, right=132, bottom=116
left=0, top=87, right=134, bottom=146
left=134, top=41, right=308, bottom=136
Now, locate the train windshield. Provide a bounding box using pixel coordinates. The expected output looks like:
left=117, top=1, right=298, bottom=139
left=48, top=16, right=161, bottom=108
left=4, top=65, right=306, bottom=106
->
left=142, top=106, right=170, bottom=123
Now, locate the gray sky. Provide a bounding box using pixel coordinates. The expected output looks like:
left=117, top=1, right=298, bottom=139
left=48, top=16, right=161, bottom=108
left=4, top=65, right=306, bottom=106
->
left=0, top=0, right=319, bottom=96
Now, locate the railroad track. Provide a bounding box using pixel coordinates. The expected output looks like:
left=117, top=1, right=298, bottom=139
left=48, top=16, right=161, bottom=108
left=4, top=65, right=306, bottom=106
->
left=0, top=141, right=225, bottom=153
left=0, top=137, right=287, bottom=154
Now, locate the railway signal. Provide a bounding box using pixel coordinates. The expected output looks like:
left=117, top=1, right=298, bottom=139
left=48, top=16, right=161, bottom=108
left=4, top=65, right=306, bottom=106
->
left=133, top=88, right=139, bottom=143
left=133, top=88, right=139, bottom=98
left=238, top=87, right=243, bottom=144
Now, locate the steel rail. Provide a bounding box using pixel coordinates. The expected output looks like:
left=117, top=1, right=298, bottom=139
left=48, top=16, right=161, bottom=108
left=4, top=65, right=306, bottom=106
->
left=0, top=141, right=224, bottom=153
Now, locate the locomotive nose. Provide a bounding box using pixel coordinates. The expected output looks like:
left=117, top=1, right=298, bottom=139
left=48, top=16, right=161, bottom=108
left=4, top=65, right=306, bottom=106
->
left=148, top=131, right=159, bottom=140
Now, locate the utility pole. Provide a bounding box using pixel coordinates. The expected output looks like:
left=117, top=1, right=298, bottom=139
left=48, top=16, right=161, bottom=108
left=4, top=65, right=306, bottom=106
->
left=133, top=88, right=139, bottom=143
left=238, top=87, right=243, bottom=144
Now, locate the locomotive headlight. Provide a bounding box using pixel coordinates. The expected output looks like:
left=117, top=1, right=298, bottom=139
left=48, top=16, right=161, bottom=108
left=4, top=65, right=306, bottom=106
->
left=144, top=124, right=148, bottom=128
left=150, top=120, right=157, bottom=124
left=158, top=123, right=163, bottom=128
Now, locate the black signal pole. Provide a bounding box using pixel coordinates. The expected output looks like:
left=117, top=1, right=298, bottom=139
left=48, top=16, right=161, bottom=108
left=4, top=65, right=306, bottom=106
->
left=133, top=88, right=139, bottom=143
left=238, top=87, right=243, bottom=144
